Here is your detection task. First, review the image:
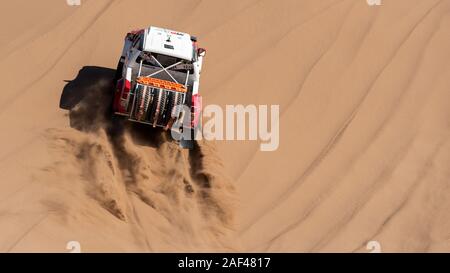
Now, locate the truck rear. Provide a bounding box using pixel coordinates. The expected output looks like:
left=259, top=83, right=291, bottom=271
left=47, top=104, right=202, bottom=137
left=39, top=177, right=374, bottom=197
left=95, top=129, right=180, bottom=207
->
left=112, top=26, right=205, bottom=147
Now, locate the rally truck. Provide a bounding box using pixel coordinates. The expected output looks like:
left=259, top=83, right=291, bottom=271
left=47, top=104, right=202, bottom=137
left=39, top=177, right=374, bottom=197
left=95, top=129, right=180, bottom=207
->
left=112, top=26, right=206, bottom=148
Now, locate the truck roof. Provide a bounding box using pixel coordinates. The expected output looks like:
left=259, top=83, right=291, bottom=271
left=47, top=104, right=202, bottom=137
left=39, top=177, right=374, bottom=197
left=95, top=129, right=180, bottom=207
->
left=142, top=26, right=194, bottom=61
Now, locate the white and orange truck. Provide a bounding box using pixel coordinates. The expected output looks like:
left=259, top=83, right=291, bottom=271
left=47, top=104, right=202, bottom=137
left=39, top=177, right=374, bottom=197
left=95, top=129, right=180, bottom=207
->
left=112, top=26, right=205, bottom=147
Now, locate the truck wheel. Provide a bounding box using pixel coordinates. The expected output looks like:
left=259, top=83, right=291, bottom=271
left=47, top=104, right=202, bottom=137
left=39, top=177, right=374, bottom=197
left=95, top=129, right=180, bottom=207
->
left=113, top=60, right=124, bottom=82
left=108, top=113, right=126, bottom=137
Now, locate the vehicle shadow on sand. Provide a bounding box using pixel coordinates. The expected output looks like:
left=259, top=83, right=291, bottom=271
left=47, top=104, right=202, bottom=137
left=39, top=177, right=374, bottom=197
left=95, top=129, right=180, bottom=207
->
left=59, top=66, right=167, bottom=148
left=56, top=67, right=236, bottom=236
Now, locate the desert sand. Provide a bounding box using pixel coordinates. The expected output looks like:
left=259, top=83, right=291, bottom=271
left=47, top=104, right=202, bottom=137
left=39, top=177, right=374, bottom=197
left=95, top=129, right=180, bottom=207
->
left=0, top=0, right=449, bottom=252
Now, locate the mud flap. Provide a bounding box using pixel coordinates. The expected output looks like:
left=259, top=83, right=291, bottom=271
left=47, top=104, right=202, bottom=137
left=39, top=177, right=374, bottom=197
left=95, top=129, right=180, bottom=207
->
left=181, top=108, right=203, bottom=149
left=179, top=117, right=202, bottom=149
left=177, top=126, right=194, bottom=149
left=179, top=138, right=194, bottom=149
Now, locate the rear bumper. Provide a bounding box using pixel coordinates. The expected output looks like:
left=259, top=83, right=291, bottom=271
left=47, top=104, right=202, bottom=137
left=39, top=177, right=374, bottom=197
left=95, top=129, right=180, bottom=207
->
left=114, top=112, right=163, bottom=127
left=114, top=112, right=196, bottom=131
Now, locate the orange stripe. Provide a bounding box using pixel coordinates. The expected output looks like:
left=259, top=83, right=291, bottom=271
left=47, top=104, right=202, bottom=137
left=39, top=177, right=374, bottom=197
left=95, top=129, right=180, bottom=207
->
left=137, top=77, right=187, bottom=92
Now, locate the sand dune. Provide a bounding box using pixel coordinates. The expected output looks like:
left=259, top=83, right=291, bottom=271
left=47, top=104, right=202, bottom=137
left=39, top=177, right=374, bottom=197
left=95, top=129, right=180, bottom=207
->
left=0, top=0, right=449, bottom=252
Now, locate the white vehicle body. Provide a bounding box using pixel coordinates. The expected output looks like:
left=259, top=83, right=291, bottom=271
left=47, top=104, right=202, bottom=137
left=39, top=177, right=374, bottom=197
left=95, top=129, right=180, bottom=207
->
left=119, top=26, right=204, bottom=95
left=143, top=27, right=193, bottom=61
left=112, top=26, right=206, bottom=147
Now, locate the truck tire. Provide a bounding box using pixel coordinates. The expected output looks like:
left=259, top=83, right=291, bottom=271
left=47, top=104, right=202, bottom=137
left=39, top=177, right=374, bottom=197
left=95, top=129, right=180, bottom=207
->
left=113, top=60, right=124, bottom=82
left=156, top=91, right=168, bottom=126
left=149, top=89, right=163, bottom=126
